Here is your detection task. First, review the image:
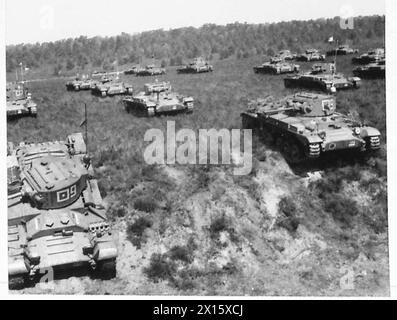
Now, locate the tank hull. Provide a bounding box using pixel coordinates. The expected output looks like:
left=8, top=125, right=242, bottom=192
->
left=7, top=100, right=37, bottom=119
left=123, top=98, right=193, bottom=116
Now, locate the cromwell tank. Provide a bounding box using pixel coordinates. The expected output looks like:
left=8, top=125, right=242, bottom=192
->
left=8, top=133, right=118, bottom=288
left=66, top=76, right=97, bottom=91
left=241, top=92, right=381, bottom=163
left=6, top=82, right=38, bottom=119
left=124, top=65, right=140, bottom=75
left=135, top=65, right=166, bottom=76
left=254, top=61, right=300, bottom=75
left=296, top=49, right=326, bottom=62
left=352, top=48, right=385, bottom=64
left=123, top=81, right=194, bottom=116
left=177, top=57, right=213, bottom=74
left=353, top=59, right=385, bottom=79
left=326, top=45, right=359, bottom=56
left=274, top=50, right=297, bottom=61
left=91, top=80, right=133, bottom=97
left=284, top=64, right=361, bottom=93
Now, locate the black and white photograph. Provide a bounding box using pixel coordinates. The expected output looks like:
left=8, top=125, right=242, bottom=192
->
left=2, top=0, right=394, bottom=299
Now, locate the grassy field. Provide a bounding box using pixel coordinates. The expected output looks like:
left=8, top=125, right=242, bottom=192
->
left=7, top=54, right=389, bottom=295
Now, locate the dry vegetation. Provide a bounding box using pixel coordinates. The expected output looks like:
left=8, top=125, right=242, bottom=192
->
left=7, top=54, right=388, bottom=296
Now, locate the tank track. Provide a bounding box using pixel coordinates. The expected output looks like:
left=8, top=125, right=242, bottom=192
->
left=93, top=259, right=117, bottom=280
left=368, top=136, right=381, bottom=150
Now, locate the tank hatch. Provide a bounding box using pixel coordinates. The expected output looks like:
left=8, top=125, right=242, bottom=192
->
left=24, top=156, right=88, bottom=209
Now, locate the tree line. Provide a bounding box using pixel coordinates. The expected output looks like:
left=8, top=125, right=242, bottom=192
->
left=6, top=15, right=385, bottom=76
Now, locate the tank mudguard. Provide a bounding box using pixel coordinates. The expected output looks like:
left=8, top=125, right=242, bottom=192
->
left=360, top=127, right=381, bottom=138
left=93, top=240, right=118, bottom=262
left=9, top=258, right=29, bottom=276
left=303, top=135, right=323, bottom=144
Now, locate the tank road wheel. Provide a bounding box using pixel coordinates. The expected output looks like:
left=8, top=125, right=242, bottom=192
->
left=366, top=136, right=381, bottom=151
left=147, top=107, right=155, bottom=117
left=282, top=138, right=305, bottom=164
left=93, top=259, right=117, bottom=280
left=308, top=143, right=321, bottom=158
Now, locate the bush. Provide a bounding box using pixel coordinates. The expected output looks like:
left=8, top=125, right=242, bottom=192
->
left=127, top=216, right=153, bottom=248
left=278, top=196, right=296, bottom=217
left=133, top=196, right=158, bottom=213
left=144, top=253, right=176, bottom=283
left=168, top=245, right=193, bottom=264
left=277, top=196, right=300, bottom=233
left=323, top=194, right=359, bottom=227
left=209, top=215, right=229, bottom=236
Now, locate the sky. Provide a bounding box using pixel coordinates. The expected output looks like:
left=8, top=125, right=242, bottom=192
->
left=5, top=0, right=385, bottom=45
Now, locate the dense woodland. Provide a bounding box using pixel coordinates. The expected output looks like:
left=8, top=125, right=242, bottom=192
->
left=6, top=15, right=385, bottom=76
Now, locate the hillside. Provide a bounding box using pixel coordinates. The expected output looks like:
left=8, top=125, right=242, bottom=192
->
left=7, top=54, right=388, bottom=295
left=6, top=15, right=385, bottom=79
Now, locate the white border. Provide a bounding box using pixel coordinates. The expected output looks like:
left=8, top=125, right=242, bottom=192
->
left=0, top=0, right=395, bottom=300
left=0, top=0, right=8, bottom=297
left=386, top=0, right=397, bottom=299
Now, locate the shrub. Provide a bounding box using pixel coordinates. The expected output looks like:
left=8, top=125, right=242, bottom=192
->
left=277, top=196, right=300, bottom=233
left=323, top=194, right=359, bottom=227
left=127, top=216, right=153, bottom=248
left=133, top=196, right=158, bottom=213
left=209, top=215, right=229, bottom=236
left=278, top=196, right=296, bottom=217
left=168, top=245, right=193, bottom=264
left=144, top=253, right=176, bottom=283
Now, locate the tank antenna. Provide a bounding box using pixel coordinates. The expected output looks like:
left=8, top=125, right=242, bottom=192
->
left=85, top=103, right=88, bottom=153
left=20, top=62, right=24, bottom=83
left=80, top=103, right=88, bottom=154
left=333, top=39, right=338, bottom=75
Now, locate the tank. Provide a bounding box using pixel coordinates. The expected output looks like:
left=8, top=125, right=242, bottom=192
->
left=275, top=50, right=297, bottom=61
left=353, top=59, right=385, bottom=79
left=8, top=133, right=118, bottom=288
left=91, top=80, right=133, bottom=97
left=6, top=82, right=38, bottom=119
left=177, top=57, right=213, bottom=74
left=241, top=92, right=381, bottom=163
left=296, top=49, right=326, bottom=62
left=352, top=48, right=385, bottom=64
left=310, top=63, right=330, bottom=74
left=124, top=65, right=139, bottom=75
left=326, top=45, right=359, bottom=56
left=135, top=65, right=166, bottom=76
left=66, top=76, right=97, bottom=91
left=284, top=64, right=361, bottom=93
left=254, top=61, right=300, bottom=75
left=123, top=81, right=194, bottom=116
